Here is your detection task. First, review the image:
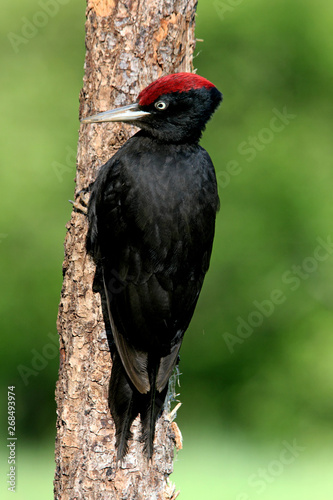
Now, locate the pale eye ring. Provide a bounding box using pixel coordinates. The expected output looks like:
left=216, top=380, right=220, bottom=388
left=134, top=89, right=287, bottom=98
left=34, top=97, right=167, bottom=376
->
left=154, top=100, right=168, bottom=110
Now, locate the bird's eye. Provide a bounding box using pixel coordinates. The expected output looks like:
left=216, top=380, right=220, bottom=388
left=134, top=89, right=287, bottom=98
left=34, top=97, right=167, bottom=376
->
left=154, top=101, right=168, bottom=110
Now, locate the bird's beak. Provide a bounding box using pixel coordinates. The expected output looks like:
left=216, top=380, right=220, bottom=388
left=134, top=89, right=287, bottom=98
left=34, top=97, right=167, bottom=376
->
left=81, top=103, right=150, bottom=124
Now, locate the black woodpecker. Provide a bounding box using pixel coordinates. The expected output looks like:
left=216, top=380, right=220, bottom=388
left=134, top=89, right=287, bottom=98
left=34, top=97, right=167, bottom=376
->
left=81, top=72, right=222, bottom=460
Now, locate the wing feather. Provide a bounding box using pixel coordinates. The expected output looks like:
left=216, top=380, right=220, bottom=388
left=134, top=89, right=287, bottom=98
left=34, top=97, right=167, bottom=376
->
left=103, top=271, right=150, bottom=394
left=156, top=342, right=182, bottom=392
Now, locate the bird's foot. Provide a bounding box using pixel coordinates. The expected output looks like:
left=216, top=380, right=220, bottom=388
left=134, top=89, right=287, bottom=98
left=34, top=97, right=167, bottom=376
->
left=69, top=189, right=90, bottom=214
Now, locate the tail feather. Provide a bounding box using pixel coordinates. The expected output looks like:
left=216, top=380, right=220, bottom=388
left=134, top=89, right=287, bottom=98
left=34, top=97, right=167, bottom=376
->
left=109, top=353, right=170, bottom=460
left=140, top=362, right=169, bottom=459
left=109, top=353, right=139, bottom=461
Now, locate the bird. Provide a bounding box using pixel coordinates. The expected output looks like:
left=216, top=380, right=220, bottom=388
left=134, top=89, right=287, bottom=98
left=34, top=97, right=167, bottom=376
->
left=81, top=72, right=222, bottom=460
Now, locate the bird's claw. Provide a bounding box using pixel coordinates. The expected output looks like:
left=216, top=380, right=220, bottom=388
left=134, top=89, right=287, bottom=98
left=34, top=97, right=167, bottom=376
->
left=70, top=189, right=90, bottom=214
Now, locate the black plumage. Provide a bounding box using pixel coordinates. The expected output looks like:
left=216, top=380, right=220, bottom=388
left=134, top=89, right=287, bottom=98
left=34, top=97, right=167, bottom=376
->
left=82, top=73, right=222, bottom=459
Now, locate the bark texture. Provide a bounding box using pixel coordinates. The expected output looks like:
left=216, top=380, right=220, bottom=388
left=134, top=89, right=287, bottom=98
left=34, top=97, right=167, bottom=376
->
left=54, top=1, right=197, bottom=498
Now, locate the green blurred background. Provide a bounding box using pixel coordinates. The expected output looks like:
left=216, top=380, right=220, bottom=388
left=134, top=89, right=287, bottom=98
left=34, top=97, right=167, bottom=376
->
left=1, top=0, right=333, bottom=498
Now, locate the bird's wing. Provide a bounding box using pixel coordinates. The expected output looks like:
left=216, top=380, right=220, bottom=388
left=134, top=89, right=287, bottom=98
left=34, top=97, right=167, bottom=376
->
left=102, top=268, right=151, bottom=394
left=86, top=154, right=152, bottom=394
left=156, top=341, right=181, bottom=392
left=103, top=269, right=150, bottom=394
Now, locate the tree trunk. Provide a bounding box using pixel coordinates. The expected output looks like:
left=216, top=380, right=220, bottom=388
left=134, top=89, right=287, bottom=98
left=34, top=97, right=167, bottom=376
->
left=54, top=1, right=197, bottom=498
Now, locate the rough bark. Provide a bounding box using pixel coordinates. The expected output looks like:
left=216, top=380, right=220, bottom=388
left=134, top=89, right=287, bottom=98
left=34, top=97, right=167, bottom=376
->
left=54, top=1, right=197, bottom=498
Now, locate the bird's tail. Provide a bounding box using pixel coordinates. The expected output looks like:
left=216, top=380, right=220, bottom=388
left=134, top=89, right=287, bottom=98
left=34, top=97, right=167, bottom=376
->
left=139, top=360, right=169, bottom=460
left=109, top=354, right=169, bottom=460
left=109, top=352, right=139, bottom=461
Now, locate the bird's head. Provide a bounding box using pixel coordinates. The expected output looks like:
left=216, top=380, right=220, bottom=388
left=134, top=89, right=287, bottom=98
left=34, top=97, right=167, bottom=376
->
left=81, top=73, right=222, bottom=143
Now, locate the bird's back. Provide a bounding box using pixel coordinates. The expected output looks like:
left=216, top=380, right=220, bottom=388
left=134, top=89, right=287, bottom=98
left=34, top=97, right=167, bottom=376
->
left=88, top=131, right=219, bottom=354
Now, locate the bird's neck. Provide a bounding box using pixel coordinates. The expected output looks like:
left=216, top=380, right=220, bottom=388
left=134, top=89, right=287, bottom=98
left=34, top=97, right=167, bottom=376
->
left=136, top=126, right=202, bottom=145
